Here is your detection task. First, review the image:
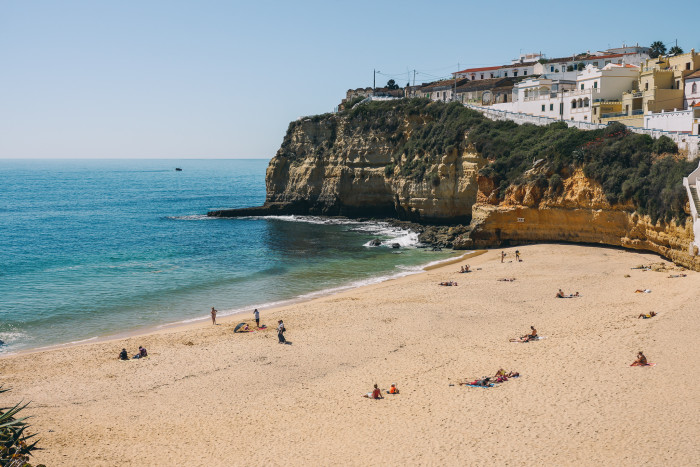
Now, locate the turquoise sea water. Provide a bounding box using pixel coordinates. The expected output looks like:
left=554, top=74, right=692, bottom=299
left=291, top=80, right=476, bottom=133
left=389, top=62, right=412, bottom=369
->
left=0, top=159, right=459, bottom=354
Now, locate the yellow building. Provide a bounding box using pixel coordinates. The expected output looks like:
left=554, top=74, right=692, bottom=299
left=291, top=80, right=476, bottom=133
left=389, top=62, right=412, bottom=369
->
left=610, top=49, right=700, bottom=126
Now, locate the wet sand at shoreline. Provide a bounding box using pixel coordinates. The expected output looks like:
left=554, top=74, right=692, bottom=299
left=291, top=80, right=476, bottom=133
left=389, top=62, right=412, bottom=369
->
left=1, top=244, right=698, bottom=466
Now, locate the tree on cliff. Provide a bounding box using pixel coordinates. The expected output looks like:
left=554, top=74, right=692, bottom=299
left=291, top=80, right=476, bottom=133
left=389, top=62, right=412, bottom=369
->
left=386, top=79, right=399, bottom=90
left=649, top=41, right=666, bottom=58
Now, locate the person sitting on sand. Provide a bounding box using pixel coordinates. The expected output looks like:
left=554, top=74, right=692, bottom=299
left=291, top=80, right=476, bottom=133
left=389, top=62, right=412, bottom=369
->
left=439, top=281, right=457, bottom=286
left=668, top=274, right=687, bottom=278
left=388, top=383, right=399, bottom=394
left=119, top=348, right=129, bottom=361
left=363, top=384, right=383, bottom=399
left=464, top=264, right=470, bottom=272
left=635, top=289, right=652, bottom=294
left=132, top=346, right=148, bottom=359
left=556, top=289, right=565, bottom=298
left=638, top=311, right=657, bottom=319
left=631, top=351, right=648, bottom=366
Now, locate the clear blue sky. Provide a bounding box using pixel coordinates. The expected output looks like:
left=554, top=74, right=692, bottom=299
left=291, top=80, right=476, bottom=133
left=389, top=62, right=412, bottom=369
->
left=1, top=0, right=697, bottom=159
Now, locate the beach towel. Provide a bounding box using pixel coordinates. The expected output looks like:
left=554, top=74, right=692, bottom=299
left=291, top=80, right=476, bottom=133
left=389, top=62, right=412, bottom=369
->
left=631, top=363, right=656, bottom=367
left=463, top=383, right=495, bottom=388
left=510, top=336, right=546, bottom=343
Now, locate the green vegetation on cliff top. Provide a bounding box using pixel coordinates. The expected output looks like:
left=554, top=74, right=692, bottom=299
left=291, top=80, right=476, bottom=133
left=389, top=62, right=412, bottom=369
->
left=281, top=99, right=695, bottom=224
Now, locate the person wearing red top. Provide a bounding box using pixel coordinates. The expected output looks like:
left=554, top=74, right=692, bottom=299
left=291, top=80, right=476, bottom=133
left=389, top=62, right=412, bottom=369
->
left=363, top=384, right=383, bottom=399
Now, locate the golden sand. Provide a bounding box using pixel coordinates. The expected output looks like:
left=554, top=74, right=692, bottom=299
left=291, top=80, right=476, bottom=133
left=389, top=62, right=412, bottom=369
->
left=1, top=244, right=699, bottom=466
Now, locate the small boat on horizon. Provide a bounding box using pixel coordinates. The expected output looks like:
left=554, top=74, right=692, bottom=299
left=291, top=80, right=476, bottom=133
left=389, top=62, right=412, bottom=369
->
left=175, top=168, right=182, bottom=171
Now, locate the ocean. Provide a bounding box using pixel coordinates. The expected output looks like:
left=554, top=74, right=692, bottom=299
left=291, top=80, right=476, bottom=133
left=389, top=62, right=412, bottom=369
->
left=0, top=159, right=459, bottom=354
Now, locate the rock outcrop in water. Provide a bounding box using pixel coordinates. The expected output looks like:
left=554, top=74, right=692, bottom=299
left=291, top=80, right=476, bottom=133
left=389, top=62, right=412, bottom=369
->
left=209, top=100, right=700, bottom=270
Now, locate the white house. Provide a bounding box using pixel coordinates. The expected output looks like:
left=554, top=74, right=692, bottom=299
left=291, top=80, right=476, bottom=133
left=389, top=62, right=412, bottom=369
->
left=491, top=63, right=639, bottom=122
left=684, top=70, right=700, bottom=109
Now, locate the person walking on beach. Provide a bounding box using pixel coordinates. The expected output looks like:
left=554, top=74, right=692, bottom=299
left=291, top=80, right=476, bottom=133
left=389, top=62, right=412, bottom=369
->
left=501, top=251, right=506, bottom=263
left=254, top=308, right=260, bottom=327
left=515, top=250, right=520, bottom=261
left=211, top=307, right=217, bottom=325
left=277, top=320, right=286, bottom=344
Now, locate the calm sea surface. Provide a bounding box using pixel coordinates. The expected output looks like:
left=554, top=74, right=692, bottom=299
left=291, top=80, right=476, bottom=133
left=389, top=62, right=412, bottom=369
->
left=0, top=159, right=459, bottom=353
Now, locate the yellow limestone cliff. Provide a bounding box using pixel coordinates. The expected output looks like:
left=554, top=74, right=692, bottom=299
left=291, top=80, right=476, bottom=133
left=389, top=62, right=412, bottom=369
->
left=210, top=108, right=699, bottom=270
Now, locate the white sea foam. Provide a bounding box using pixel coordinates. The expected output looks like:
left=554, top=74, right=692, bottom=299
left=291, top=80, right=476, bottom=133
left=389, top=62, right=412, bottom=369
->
left=167, top=214, right=214, bottom=221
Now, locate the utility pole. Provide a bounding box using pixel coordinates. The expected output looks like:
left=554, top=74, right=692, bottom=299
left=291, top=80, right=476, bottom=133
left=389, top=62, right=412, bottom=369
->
left=413, top=69, right=416, bottom=87
left=454, top=62, right=458, bottom=102
left=373, top=69, right=376, bottom=96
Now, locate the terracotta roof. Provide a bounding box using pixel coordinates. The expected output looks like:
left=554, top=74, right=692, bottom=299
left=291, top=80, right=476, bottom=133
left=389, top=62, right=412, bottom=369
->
left=453, top=65, right=501, bottom=74
left=456, top=77, right=514, bottom=92
left=686, top=70, right=700, bottom=80
left=420, top=78, right=470, bottom=91
left=694, top=101, right=700, bottom=107
left=545, top=52, right=635, bottom=63
left=501, top=61, right=536, bottom=69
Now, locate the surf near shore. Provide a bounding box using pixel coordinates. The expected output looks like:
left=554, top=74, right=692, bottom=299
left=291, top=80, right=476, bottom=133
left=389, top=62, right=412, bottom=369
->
left=1, top=244, right=698, bottom=466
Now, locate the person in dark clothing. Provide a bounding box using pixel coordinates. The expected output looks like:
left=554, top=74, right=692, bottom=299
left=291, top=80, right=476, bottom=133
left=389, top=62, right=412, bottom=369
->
left=277, top=320, right=286, bottom=344
left=119, top=348, right=129, bottom=360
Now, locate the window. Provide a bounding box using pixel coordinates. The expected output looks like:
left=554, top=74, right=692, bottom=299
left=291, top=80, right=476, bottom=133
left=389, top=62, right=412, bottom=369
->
left=593, top=62, right=599, bottom=67
left=550, top=66, right=554, bottom=72
left=605, top=60, right=611, bottom=65
left=504, top=72, right=508, bottom=77
left=693, top=83, right=697, bottom=93
left=542, top=104, right=545, bottom=111
left=687, top=62, right=691, bottom=70
left=571, top=100, right=577, bottom=109
left=513, top=70, right=518, bottom=76
left=481, top=74, right=484, bottom=79
left=524, top=70, right=527, bottom=75
left=593, top=81, right=598, bottom=89
left=593, top=108, right=597, bottom=115
left=471, top=76, right=475, bottom=81
left=490, top=73, right=494, bottom=78
left=580, top=83, right=584, bottom=90
left=550, top=103, right=554, bottom=111
left=645, top=82, right=649, bottom=91
left=584, top=97, right=589, bottom=107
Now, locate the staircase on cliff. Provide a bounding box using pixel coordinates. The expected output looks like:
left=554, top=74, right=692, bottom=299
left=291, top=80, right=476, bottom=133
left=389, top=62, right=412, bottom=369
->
left=691, top=184, right=700, bottom=215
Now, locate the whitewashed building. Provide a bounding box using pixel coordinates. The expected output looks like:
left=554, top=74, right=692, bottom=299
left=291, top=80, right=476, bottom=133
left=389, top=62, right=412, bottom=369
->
left=490, top=64, right=639, bottom=122
left=685, top=70, right=700, bottom=109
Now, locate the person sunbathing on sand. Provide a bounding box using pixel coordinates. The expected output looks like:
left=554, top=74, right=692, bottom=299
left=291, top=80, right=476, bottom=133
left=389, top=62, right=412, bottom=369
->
left=638, top=311, right=657, bottom=319
left=668, top=274, right=687, bottom=278
left=510, top=326, right=537, bottom=342
left=635, top=289, right=652, bottom=293
left=363, top=384, right=383, bottom=399
left=498, top=278, right=516, bottom=282
left=631, top=351, right=648, bottom=366
left=439, top=281, right=458, bottom=286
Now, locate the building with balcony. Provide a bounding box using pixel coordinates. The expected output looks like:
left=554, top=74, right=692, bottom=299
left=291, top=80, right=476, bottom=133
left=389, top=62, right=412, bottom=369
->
left=685, top=70, right=700, bottom=108
left=455, top=77, right=515, bottom=105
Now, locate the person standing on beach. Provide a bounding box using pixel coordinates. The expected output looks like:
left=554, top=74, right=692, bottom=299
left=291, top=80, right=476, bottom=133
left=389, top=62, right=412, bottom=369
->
left=515, top=250, right=520, bottom=261
left=501, top=251, right=506, bottom=263
left=211, top=307, right=217, bottom=325
left=254, top=309, right=260, bottom=327
left=277, top=320, right=286, bottom=344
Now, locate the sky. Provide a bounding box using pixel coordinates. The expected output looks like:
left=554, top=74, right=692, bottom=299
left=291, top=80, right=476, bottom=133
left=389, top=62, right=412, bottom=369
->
left=1, top=0, right=698, bottom=159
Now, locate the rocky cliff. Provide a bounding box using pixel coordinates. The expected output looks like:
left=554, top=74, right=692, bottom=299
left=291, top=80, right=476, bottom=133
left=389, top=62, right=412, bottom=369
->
left=209, top=100, right=700, bottom=270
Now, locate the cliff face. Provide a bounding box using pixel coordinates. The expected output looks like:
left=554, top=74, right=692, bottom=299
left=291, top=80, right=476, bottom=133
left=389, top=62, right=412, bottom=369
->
left=261, top=116, right=483, bottom=222
left=209, top=103, right=699, bottom=270
left=458, top=168, right=700, bottom=270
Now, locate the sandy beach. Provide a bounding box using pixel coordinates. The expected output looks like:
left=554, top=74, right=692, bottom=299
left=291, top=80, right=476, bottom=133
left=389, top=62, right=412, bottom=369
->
left=2, top=244, right=699, bottom=466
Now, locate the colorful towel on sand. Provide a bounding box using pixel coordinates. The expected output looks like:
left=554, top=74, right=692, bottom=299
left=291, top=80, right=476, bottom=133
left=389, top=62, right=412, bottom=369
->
left=463, top=383, right=495, bottom=388
left=630, top=363, right=656, bottom=367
